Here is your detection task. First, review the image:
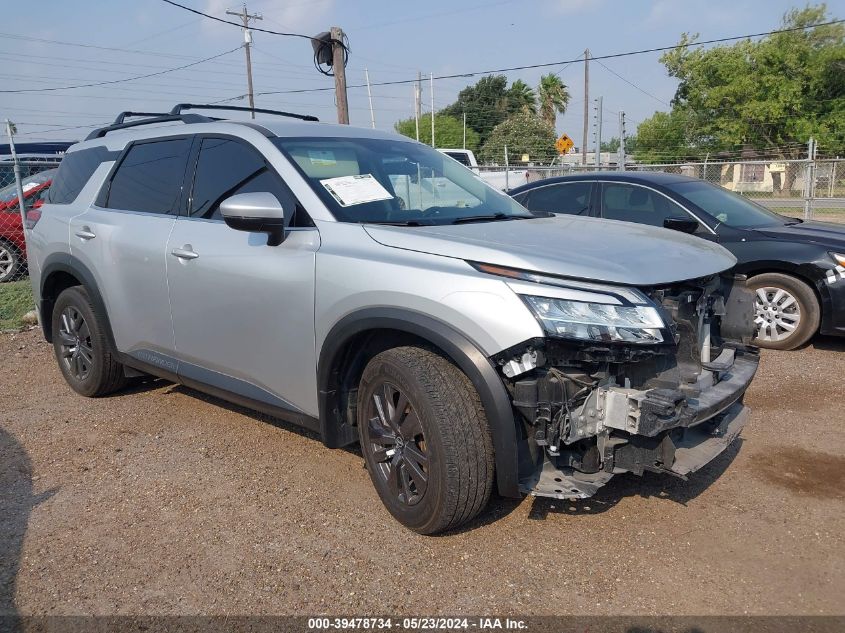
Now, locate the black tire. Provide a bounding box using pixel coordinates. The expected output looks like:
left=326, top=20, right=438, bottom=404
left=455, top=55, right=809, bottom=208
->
left=51, top=286, right=128, bottom=397
left=0, top=239, right=23, bottom=283
left=748, top=272, right=820, bottom=350
left=357, top=346, right=494, bottom=535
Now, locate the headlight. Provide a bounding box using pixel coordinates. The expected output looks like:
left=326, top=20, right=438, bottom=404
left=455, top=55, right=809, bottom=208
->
left=523, top=295, right=666, bottom=343
left=831, top=252, right=845, bottom=267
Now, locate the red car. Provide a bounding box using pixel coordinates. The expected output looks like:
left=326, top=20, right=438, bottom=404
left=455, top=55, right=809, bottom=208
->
left=0, top=168, right=55, bottom=282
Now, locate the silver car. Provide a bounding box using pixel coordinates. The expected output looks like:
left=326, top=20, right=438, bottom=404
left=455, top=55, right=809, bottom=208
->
left=26, top=105, right=758, bottom=534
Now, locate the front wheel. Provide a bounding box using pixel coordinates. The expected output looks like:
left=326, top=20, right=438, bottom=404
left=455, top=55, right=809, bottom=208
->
left=748, top=273, right=820, bottom=350
left=357, top=346, right=494, bottom=534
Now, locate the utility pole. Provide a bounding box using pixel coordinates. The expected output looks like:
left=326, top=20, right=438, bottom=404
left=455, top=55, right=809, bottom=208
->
left=581, top=48, right=590, bottom=165
left=226, top=5, right=262, bottom=118
left=593, top=96, right=603, bottom=167
left=364, top=68, right=375, bottom=128
left=330, top=26, right=349, bottom=124
left=617, top=110, right=626, bottom=171
left=462, top=112, right=467, bottom=149
left=430, top=72, right=435, bottom=148
left=414, top=72, right=422, bottom=141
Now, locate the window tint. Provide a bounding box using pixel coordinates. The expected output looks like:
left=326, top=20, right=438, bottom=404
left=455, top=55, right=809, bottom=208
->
left=524, top=182, right=592, bottom=215
left=444, top=151, right=471, bottom=166
left=601, top=183, right=689, bottom=227
left=106, top=138, right=191, bottom=214
left=48, top=146, right=116, bottom=205
left=189, top=137, right=300, bottom=222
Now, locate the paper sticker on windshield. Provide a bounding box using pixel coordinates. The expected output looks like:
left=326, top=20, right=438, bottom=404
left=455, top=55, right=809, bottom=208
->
left=308, top=150, right=336, bottom=166
left=321, top=174, right=393, bottom=207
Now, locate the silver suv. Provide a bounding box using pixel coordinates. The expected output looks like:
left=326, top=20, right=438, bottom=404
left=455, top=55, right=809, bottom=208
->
left=27, top=105, right=758, bottom=534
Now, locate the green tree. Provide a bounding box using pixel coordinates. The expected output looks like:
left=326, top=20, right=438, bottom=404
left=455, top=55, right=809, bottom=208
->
left=537, top=73, right=571, bottom=129
left=440, top=75, right=511, bottom=145
left=635, top=3, right=845, bottom=173
left=507, top=80, right=537, bottom=115
left=601, top=136, right=639, bottom=154
left=394, top=112, right=480, bottom=150
left=479, top=111, right=556, bottom=164
left=634, top=110, right=695, bottom=163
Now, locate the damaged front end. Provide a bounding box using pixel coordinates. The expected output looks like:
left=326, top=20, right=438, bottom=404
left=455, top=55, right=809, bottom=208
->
left=492, top=271, right=759, bottom=500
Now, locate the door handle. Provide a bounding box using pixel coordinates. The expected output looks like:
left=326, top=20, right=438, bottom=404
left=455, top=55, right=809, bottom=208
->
left=171, top=246, right=199, bottom=260
left=74, top=226, right=96, bottom=240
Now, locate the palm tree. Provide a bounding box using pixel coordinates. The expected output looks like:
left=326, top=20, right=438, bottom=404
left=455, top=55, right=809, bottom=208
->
left=507, top=79, right=537, bottom=115
left=537, top=73, right=571, bottom=129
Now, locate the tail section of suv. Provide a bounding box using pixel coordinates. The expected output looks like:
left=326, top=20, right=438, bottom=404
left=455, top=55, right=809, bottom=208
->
left=26, top=105, right=758, bottom=534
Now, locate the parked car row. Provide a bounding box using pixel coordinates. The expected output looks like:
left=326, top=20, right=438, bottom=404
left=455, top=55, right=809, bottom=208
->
left=510, top=172, right=845, bottom=350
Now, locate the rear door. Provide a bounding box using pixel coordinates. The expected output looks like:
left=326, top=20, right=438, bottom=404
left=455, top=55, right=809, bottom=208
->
left=165, top=135, right=320, bottom=418
left=69, top=137, right=192, bottom=368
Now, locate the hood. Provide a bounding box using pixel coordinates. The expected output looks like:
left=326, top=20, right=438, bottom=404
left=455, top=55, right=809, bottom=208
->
left=364, top=215, right=737, bottom=286
left=756, top=220, right=845, bottom=249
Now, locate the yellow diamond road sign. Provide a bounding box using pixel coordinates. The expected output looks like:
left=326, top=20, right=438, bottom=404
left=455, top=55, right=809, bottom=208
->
left=556, top=134, right=574, bottom=155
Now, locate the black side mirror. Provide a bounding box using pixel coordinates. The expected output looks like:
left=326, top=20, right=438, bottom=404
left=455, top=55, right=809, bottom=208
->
left=220, top=192, right=286, bottom=246
left=663, top=216, right=699, bottom=234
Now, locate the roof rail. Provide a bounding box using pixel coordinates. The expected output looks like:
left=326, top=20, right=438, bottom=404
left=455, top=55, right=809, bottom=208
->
left=170, top=103, right=319, bottom=122
left=113, top=111, right=171, bottom=125
left=85, top=113, right=212, bottom=141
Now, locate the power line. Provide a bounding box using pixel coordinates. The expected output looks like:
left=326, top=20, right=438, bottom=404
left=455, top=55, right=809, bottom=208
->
left=159, top=0, right=322, bottom=43
left=0, top=46, right=242, bottom=94
left=253, top=18, right=845, bottom=97
left=593, top=59, right=670, bottom=106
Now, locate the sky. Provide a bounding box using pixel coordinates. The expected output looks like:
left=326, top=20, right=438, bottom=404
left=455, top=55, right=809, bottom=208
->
left=2, top=0, right=842, bottom=145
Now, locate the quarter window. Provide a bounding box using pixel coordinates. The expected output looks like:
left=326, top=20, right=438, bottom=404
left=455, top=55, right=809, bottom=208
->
left=601, top=183, right=690, bottom=228
left=49, top=146, right=115, bottom=205
left=189, top=138, right=287, bottom=220
left=106, top=138, right=192, bottom=214
left=523, top=182, right=592, bottom=215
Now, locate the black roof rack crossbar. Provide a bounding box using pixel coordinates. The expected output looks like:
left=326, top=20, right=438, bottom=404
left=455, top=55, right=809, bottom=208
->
left=170, top=103, right=319, bottom=122
left=113, top=111, right=171, bottom=125
left=85, top=113, right=213, bottom=140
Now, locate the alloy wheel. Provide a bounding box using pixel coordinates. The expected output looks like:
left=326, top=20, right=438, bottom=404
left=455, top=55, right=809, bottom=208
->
left=364, top=382, right=429, bottom=506
left=58, top=306, right=94, bottom=381
left=0, top=245, right=14, bottom=281
left=754, top=286, right=801, bottom=343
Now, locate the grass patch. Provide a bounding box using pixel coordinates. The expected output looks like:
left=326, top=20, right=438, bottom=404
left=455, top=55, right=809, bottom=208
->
left=0, top=279, right=35, bottom=330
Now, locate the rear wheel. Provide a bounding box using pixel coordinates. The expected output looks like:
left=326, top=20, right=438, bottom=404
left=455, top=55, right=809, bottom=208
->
left=51, top=286, right=128, bottom=396
left=357, top=346, right=494, bottom=535
left=0, top=239, right=22, bottom=283
left=748, top=273, right=820, bottom=350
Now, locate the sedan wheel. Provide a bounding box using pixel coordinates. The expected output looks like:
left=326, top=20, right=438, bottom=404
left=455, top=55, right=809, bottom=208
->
left=0, top=241, right=22, bottom=283
left=754, top=286, right=800, bottom=343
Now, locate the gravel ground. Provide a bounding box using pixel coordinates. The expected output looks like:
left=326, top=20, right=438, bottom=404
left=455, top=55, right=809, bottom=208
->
left=1, top=328, right=843, bottom=616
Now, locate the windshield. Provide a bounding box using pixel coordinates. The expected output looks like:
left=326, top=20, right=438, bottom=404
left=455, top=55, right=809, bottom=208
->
left=273, top=137, right=532, bottom=225
left=666, top=179, right=786, bottom=228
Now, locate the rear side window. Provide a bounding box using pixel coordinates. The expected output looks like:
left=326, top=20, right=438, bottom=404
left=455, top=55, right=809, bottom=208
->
left=48, top=146, right=115, bottom=205
left=190, top=138, right=278, bottom=220
left=106, top=138, right=192, bottom=214
left=523, top=182, right=592, bottom=215
left=444, top=151, right=471, bottom=166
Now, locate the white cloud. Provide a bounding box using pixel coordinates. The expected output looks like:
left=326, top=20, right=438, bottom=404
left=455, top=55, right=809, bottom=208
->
left=203, top=0, right=336, bottom=33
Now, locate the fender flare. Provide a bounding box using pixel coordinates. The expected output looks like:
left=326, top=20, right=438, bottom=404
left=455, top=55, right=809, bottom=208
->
left=39, top=253, right=117, bottom=353
left=317, top=308, right=522, bottom=498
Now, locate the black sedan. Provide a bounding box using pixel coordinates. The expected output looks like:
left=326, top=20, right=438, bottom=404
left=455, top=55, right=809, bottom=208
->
left=510, top=172, right=845, bottom=350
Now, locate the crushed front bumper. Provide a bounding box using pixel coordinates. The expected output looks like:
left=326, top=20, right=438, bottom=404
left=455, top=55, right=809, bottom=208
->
left=519, top=351, right=759, bottom=500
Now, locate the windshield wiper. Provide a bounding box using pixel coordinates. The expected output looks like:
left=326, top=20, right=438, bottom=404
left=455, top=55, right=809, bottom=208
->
left=451, top=213, right=533, bottom=224
left=364, top=220, right=427, bottom=226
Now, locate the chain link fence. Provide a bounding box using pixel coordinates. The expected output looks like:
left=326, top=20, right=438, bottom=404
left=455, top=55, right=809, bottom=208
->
left=488, top=158, right=845, bottom=222
left=0, top=156, right=62, bottom=330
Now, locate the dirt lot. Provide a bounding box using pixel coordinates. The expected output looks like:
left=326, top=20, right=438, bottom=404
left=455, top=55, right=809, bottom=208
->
left=1, top=328, right=844, bottom=617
